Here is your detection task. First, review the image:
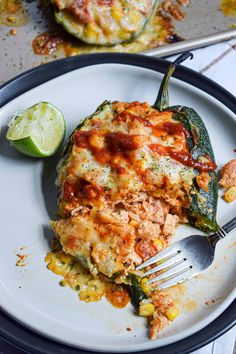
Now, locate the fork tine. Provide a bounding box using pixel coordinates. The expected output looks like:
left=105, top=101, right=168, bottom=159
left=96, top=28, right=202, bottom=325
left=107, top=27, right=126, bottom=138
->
left=136, top=244, right=178, bottom=270
left=141, top=253, right=185, bottom=277
left=158, top=269, right=199, bottom=290
left=146, top=262, right=191, bottom=284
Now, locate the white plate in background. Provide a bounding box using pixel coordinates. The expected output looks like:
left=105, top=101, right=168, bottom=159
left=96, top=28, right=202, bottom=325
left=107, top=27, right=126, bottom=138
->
left=0, top=58, right=236, bottom=353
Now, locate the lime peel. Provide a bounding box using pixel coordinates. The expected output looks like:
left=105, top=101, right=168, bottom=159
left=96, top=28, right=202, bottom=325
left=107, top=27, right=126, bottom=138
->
left=6, top=102, right=66, bottom=158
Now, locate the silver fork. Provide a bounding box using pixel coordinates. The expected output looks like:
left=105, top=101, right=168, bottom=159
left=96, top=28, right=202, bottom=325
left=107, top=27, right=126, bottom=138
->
left=136, top=217, right=236, bottom=290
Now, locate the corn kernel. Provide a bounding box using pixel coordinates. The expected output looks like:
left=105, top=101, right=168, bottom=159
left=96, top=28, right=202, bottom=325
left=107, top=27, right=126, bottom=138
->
left=89, top=134, right=104, bottom=148
left=59, top=252, right=73, bottom=264
left=129, top=219, right=138, bottom=227
left=119, top=29, right=130, bottom=40
left=141, top=278, right=151, bottom=295
left=224, top=186, right=236, bottom=202
left=48, top=261, right=70, bottom=275
left=7, top=16, right=16, bottom=23
left=129, top=12, right=141, bottom=26
left=139, top=303, right=155, bottom=317
left=45, top=252, right=53, bottom=263
left=84, top=23, right=98, bottom=39
left=153, top=239, right=164, bottom=252
left=111, top=4, right=122, bottom=20
left=165, top=306, right=179, bottom=321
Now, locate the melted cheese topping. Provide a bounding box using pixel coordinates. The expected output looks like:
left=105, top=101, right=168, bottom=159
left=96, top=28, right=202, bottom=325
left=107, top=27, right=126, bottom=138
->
left=52, top=0, right=156, bottom=45
left=59, top=102, right=194, bottom=202
left=52, top=101, right=196, bottom=280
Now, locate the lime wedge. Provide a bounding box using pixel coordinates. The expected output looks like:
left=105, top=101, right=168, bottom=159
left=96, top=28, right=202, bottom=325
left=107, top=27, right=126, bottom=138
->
left=6, top=102, right=66, bottom=158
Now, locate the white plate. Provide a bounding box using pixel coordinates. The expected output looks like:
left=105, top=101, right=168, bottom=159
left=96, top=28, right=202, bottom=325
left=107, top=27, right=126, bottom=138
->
left=0, top=58, right=236, bottom=353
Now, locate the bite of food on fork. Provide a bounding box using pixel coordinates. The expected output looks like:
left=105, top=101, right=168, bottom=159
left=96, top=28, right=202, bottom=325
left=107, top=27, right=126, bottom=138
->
left=136, top=216, right=236, bottom=290
left=136, top=158, right=236, bottom=291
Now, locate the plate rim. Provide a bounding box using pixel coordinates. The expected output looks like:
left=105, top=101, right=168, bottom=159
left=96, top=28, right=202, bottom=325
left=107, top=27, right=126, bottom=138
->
left=0, top=52, right=236, bottom=354
left=1, top=52, right=236, bottom=109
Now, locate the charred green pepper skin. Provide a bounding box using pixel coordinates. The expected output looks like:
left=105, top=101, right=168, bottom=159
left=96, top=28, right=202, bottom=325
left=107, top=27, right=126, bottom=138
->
left=171, top=106, right=218, bottom=232
left=126, top=275, right=147, bottom=311
left=153, top=52, right=193, bottom=111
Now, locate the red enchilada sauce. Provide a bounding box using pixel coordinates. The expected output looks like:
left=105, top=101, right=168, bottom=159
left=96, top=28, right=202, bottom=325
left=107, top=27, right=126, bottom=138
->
left=97, top=0, right=115, bottom=5
left=116, top=110, right=191, bottom=140
left=105, top=284, right=130, bottom=308
left=149, top=144, right=216, bottom=173
left=73, top=130, right=141, bottom=164
left=73, top=121, right=216, bottom=173
left=32, top=32, right=66, bottom=55
left=63, top=179, right=103, bottom=201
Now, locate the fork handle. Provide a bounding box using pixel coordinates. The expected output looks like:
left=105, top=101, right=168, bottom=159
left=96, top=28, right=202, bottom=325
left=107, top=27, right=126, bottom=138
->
left=208, top=216, right=236, bottom=247
left=221, top=216, right=236, bottom=235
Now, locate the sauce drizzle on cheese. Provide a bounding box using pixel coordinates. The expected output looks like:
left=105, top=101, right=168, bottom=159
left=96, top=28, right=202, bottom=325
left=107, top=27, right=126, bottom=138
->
left=73, top=116, right=216, bottom=173
left=149, top=144, right=216, bottom=172
left=73, top=130, right=141, bottom=165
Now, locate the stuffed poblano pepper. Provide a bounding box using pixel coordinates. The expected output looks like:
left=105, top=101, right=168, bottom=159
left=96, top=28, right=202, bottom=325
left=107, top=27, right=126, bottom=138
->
left=50, top=52, right=218, bottom=339
left=49, top=0, right=159, bottom=45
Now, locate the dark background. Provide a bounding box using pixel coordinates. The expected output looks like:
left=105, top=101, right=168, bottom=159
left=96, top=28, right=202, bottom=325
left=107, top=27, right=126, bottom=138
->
left=0, top=338, right=24, bottom=354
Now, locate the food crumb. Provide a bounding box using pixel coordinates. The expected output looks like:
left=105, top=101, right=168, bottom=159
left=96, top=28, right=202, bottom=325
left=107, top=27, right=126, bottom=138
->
left=7, top=16, right=16, bottom=23
left=59, top=280, right=67, bottom=287
left=205, top=299, right=215, bottom=306
left=10, top=29, right=17, bottom=35
left=205, top=297, right=223, bottom=306
left=219, top=159, right=236, bottom=202
left=126, top=327, right=132, bottom=331
left=16, top=253, right=27, bottom=267
left=161, top=0, right=186, bottom=20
